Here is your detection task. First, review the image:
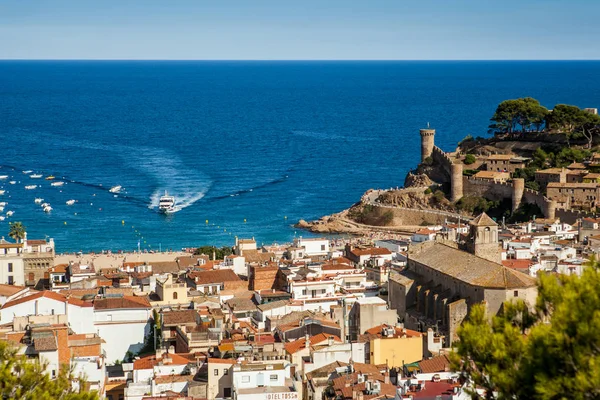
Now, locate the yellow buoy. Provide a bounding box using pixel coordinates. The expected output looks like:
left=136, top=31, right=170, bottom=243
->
left=205, top=220, right=208, bottom=224
left=224, top=229, right=227, bottom=232
left=64, top=221, right=67, bottom=225
left=122, top=220, right=124, bottom=225
left=284, top=215, right=287, bottom=219
left=244, top=219, right=247, bottom=223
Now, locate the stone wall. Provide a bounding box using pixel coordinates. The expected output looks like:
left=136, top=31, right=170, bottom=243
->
left=447, top=299, right=468, bottom=345
left=371, top=205, right=467, bottom=226
left=431, top=146, right=454, bottom=178
left=462, top=177, right=514, bottom=200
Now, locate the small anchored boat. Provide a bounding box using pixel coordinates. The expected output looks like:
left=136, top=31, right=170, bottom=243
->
left=51, top=181, right=65, bottom=187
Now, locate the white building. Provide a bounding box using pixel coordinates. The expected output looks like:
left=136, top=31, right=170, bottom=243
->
left=93, top=295, right=152, bottom=364
left=0, top=291, right=94, bottom=333
left=294, top=237, right=330, bottom=257
left=232, top=362, right=298, bottom=400
left=411, top=229, right=438, bottom=243
left=0, top=239, right=25, bottom=286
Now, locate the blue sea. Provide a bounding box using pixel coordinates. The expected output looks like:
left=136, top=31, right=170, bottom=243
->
left=1, top=61, right=599, bottom=252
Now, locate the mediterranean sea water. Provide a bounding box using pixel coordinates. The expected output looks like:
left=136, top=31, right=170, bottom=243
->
left=1, top=61, right=599, bottom=252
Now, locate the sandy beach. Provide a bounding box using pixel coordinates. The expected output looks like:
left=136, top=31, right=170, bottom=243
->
left=54, top=251, right=190, bottom=271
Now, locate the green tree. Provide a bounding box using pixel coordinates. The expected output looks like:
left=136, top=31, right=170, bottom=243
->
left=464, top=154, right=476, bottom=165
left=452, top=256, right=600, bottom=399
left=489, top=97, right=549, bottom=136
left=193, top=246, right=233, bottom=260
left=0, top=340, right=97, bottom=400
left=8, top=221, right=26, bottom=243
left=546, top=104, right=581, bottom=134
left=547, top=104, right=600, bottom=148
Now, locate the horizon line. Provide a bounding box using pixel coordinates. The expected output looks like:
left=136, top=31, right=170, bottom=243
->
left=1, top=58, right=600, bottom=62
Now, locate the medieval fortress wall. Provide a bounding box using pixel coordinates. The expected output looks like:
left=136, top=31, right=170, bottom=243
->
left=419, top=128, right=580, bottom=221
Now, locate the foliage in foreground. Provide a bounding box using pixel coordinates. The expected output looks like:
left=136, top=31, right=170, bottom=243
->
left=452, top=256, right=600, bottom=399
left=0, top=340, right=97, bottom=400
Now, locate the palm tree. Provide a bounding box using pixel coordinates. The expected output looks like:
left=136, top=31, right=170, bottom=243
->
left=8, top=221, right=26, bottom=243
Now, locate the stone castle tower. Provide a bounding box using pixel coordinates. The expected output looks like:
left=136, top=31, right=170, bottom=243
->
left=466, top=212, right=501, bottom=263
left=420, top=128, right=435, bottom=163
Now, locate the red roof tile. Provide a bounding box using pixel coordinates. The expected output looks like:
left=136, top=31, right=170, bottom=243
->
left=2, top=291, right=93, bottom=309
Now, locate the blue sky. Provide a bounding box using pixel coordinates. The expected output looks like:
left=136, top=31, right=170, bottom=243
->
left=1, top=0, right=599, bottom=60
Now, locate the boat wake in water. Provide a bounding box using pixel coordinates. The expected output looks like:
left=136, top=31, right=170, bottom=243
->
left=138, top=148, right=212, bottom=212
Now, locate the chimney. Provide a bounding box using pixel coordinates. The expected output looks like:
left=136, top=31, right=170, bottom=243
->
left=357, top=391, right=364, bottom=400
left=305, top=333, right=310, bottom=347
left=212, top=249, right=216, bottom=261
left=328, top=335, right=334, bottom=347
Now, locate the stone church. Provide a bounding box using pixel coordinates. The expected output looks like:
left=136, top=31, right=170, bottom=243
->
left=389, top=212, right=537, bottom=346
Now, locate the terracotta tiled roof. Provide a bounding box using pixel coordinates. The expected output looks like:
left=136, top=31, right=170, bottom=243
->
left=2, top=290, right=93, bottom=309
left=27, top=239, right=48, bottom=246
left=409, top=242, right=537, bottom=289
left=49, top=264, right=68, bottom=274
left=502, top=259, right=533, bottom=271
left=133, top=353, right=191, bottom=370
left=418, top=355, right=451, bottom=373
left=284, top=333, right=341, bottom=354
left=162, top=310, right=198, bottom=326
left=0, top=283, right=27, bottom=297
left=93, top=295, right=151, bottom=310
left=34, top=336, right=57, bottom=352
left=350, top=247, right=392, bottom=257
left=189, top=269, right=241, bottom=284
left=470, top=212, right=497, bottom=227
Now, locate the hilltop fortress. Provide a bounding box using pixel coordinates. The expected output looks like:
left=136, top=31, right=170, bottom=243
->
left=418, top=127, right=558, bottom=220
left=300, top=125, right=600, bottom=234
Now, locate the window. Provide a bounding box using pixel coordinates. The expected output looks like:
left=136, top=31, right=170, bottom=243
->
left=270, top=374, right=278, bottom=381
left=51, top=369, right=56, bottom=379
left=514, top=290, right=519, bottom=297
left=321, top=289, right=326, bottom=294
left=224, top=368, right=228, bottom=375
left=173, top=292, right=178, bottom=300
left=302, top=289, right=307, bottom=296
left=214, top=369, right=219, bottom=376
left=242, top=375, right=250, bottom=383
left=321, top=245, right=325, bottom=251
left=223, top=388, right=232, bottom=398
left=8, top=263, right=13, bottom=273
left=28, top=273, right=34, bottom=282
left=7, top=276, right=13, bottom=285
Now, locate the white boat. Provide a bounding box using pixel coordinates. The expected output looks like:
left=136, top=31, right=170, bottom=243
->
left=158, top=191, right=177, bottom=214
left=34, top=198, right=43, bottom=204
left=24, top=185, right=37, bottom=190
left=0, top=202, right=6, bottom=206
left=0, top=175, right=8, bottom=180
left=43, top=206, right=52, bottom=213
left=51, top=181, right=65, bottom=187
left=6, top=211, right=14, bottom=217
left=41, top=203, right=50, bottom=208
left=109, top=185, right=122, bottom=193
left=9, top=181, right=15, bottom=185
left=0, top=190, right=5, bottom=195
left=22, top=170, right=32, bottom=174
left=0, top=207, right=3, bottom=212
left=30, top=174, right=43, bottom=179
left=66, top=199, right=76, bottom=206
left=0, top=216, right=4, bottom=221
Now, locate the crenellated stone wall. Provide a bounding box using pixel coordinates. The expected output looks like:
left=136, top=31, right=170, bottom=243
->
left=421, top=128, right=558, bottom=218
